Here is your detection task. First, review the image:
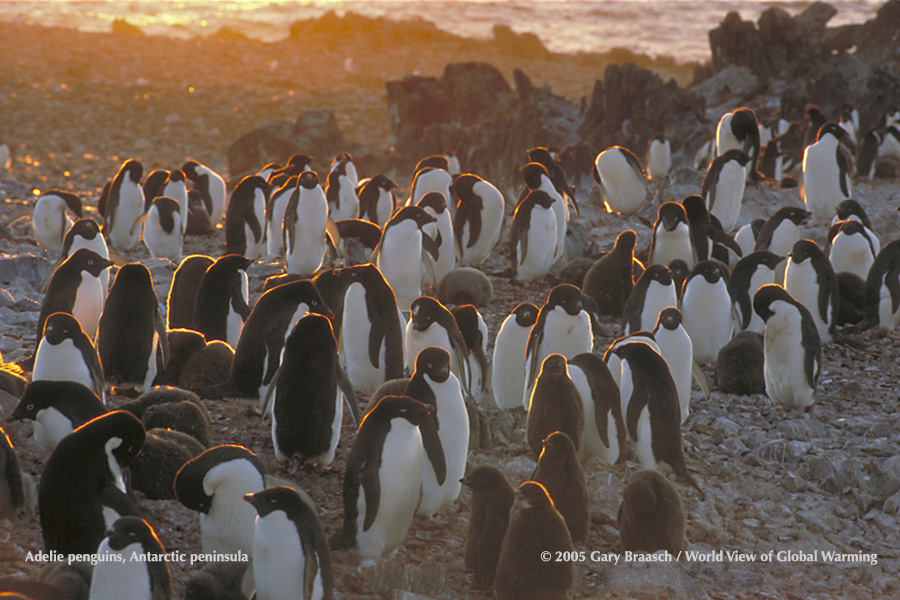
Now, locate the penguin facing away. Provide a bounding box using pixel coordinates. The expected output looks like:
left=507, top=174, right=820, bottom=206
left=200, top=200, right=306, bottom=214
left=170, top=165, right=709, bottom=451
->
left=266, top=174, right=298, bottom=257
left=715, top=107, right=761, bottom=178
left=618, top=469, right=688, bottom=554
left=89, top=516, right=172, bottom=600
left=166, top=254, right=214, bottom=331
left=193, top=254, right=253, bottom=349
left=460, top=465, right=515, bottom=591
left=33, top=311, right=105, bottom=401
left=491, top=303, right=538, bottom=410
left=225, top=175, right=269, bottom=260
left=566, top=352, right=627, bottom=466
left=32, top=190, right=82, bottom=252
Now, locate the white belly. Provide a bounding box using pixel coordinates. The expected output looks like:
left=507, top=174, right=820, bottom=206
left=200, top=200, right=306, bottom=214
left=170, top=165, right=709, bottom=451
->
left=651, top=224, right=693, bottom=268
left=404, top=322, right=453, bottom=375
left=802, top=144, right=850, bottom=220
left=707, top=161, right=746, bottom=232
left=681, top=280, right=733, bottom=364
left=343, top=283, right=385, bottom=394
left=107, top=182, right=145, bottom=250
left=655, top=327, right=693, bottom=424
left=90, top=540, right=152, bottom=600
left=491, top=318, right=530, bottom=410
left=569, top=365, right=619, bottom=465
left=784, top=261, right=832, bottom=343
left=829, top=234, right=874, bottom=278
left=201, top=463, right=265, bottom=555
left=253, top=511, right=307, bottom=600
left=764, top=307, right=815, bottom=408
left=417, top=375, right=468, bottom=517
left=516, top=206, right=557, bottom=282
left=33, top=338, right=94, bottom=390
left=33, top=407, right=74, bottom=451
left=378, top=224, right=423, bottom=310
left=72, top=274, right=106, bottom=339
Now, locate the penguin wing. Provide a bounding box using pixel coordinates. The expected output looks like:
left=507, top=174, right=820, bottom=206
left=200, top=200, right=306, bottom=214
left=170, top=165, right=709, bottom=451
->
left=360, top=455, right=382, bottom=532
left=624, top=382, right=649, bottom=442
left=524, top=311, right=546, bottom=389
left=473, top=343, right=492, bottom=394
left=449, top=331, right=472, bottom=397
left=708, top=227, right=743, bottom=258
left=800, top=311, right=821, bottom=390
left=422, top=230, right=440, bottom=261
left=154, top=308, right=169, bottom=369
left=98, top=180, right=111, bottom=219
left=245, top=201, right=264, bottom=245
left=887, top=263, right=900, bottom=314
left=335, top=361, right=360, bottom=427
left=3, top=439, right=24, bottom=509
left=367, top=303, right=387, bottom=370
left=420, top=411, right=447, bottom=486
left=836, top=147, right=851, bottom=198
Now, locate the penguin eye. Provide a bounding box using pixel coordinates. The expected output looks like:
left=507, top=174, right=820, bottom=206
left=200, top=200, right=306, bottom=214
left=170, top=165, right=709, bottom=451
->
left=427, top=362, right=433, bottom=368
left=87, top=259, right=94, bottom=265
left=351, top=272, right=358, bottom=278
left=26, top=404, right=34, bottom=411
left=312, top=300, right=318, bottom=306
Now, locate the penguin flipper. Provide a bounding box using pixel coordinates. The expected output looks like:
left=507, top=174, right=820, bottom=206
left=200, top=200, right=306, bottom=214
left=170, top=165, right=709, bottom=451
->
left=335, top=362, right=360, bottom=427
left=2, top=435, right=24, bottom=509
left=260, top=367, right=280, bottom=416
left=129, top=212, right=148, bottom=238
left=474, top=344, right=492, bottom=394
left=367, top=312, right=386, bottom=370
left=154, top=309, right=169, bottom=369
left=360, top=457, right=381, bottom=532
left=422, top=231, right=440, bottom=262
left=691, top=360, right=710, bottom=399
left=420, top=411, right=447, bottom=486
left=421, top=248, right=437, bottom=288
left=99, top=483, right=141, bottom=519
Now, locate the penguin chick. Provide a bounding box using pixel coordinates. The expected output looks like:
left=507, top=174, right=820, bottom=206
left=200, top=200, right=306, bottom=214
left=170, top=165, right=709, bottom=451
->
left=461, top=465, right=515, bottom=591
left=618, top=469, right=688, bottom=554
left=526, top=354, right=584, bottom=461
left=531, top=431, right=590, bottom=544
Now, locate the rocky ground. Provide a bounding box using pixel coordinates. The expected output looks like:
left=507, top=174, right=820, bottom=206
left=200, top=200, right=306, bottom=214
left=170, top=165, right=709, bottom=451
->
left=1, top=14, right=900, bottom=600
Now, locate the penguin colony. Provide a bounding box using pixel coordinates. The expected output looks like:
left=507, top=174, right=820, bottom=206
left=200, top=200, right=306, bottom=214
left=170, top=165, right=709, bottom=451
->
left=1, top=96, right=899, bottom=600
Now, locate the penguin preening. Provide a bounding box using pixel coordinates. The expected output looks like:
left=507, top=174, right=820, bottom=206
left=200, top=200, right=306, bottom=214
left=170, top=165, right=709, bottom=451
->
left=183, top=159, right=227, bottom=226
left=715, top=107, right=761, bottom=179
left=592, top=145, right=647, bottom=214
left=32, top=190, right=82, bottom=252
left=453, top=173, right=504, bottom=268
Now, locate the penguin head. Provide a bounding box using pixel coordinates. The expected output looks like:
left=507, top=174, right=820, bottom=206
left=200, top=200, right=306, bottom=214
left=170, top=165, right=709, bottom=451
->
left=120, top=159, right=144, bottom=184
left=514, top=480, right=554, bottom=513
left=521, top=162, right=550, bottom=190
left=331, top=152, right=353, bottom=171
left=364, top=395, right=433, bottom=428
left=409, top=296, right=440, bottom=331
left=681, top=194, right=708, bottom=221
left=451, top=304, right=483, bottom=349
left=389, top=206, right=436, bottom=231
left=214, top=253, right=254, bottom=276
left=657, top=202, right=687, bottom=232
left=545, top=284, right=583, bottom=316
left=9, top=381, right=101, bottom=424
left=416, top=191, right=447, bottom=214
left=512, top=302, right=539, bottom=328
left=298, top=170, right=320, bottom=191
left=112, top=262, right=154, bottom=294
left=143, top=169, right=169, bottom=200
left=538, top=431, right=578, bottom=465
left=287, top=153, right=315, bottom=172
left=774, top=206, right=811, bottom=227
left=166, top=169, right=186, bottom=186
left=42, top=312, right=83, bottom=345
left=609, top=337, right=658, bottom=364
left=64, top=218, right=102, bottom=249
left=527, top=146, right=554, bottom=165
left=719, top=149, right=751, bottom=167
left=752, top=283, right=795, bottom=322
left=667, top=260, right=689, bottom=295
left=655, top=307, right=683, bottom=332
left=787, top=239, right=820, bottom=265
left=614, top=229, right=638, bottom=254
left=40, top=190, right=83, bottom=219
left=730, top=108, right=759, bottom=139
left=817, top=122, right=846, bottom=142
left=834, top=199, right=871, bottom=229
left=452, top=174, right=480, bottom=201
left=829, top=219, right=865, bottom=245
left=414, top=347, right=451, bottom=383
left=689, top=260, right=728, bottom=286
left=414, top=155, right=450, bottom=173
left=518, top=190, right=555, bottom=213
left=181, top=160, right=202, bottom=182
left=460, top=465, right=513, bottom=493
left=175, top=445, right=266, bottom=514
left=244, top=485, right=312, bottom=520
left=105, top=516, right=161, bottom=552
left=371, top=174, right=396, bottom=192
left=538, top=353, right=568, bottom=378
left=643, top=264, right=673, bottom=287
left=67, top=247, right=114, bottom=277
left=74, top=410, right=145, bottom=466
left=232, top=174, right=270, bottom=204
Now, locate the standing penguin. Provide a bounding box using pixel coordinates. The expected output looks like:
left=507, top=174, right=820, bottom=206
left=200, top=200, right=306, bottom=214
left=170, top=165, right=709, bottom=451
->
left=530, top=431, right=590, bottom=544
left=193, top=254, right=252, bottom=349
left=728, top=250, right=783, bottom=333
left=375, top=205, right=438, bottom=309
left=610, top=342, right=703, bottom=495
left=702, top=149, right=750, bottom=232
left=680, top=260, right=733, bottom=364
left=734, top=218, right=766, bottom=260
left=528, top=146, right=577, bottom=215
left=784, top=239, right=838, bottom=344
left=652, top=307, right=697, bottom=424
left=326, top=159, right=359, bottom=222
left=405, top=347, right=469, bottom=517
left=284, top=171, right=329, bottom=277
left=331, top=395, right=432, bottom=560
left=58, top=218, right=111, bottom=290
left=621, top=264, right=677, bottom=335
left=715, top=107, right=761, bottom=178
left=101, top=158, right=145, bottom=250
left=417, top=191, right=455, bottom=284
left=404, top=296, right=471, bottom=394
left=453, top=173, right=504, bottom=268
left=511, top=190, right=558, bottom=282
left=827, top=219, right=878, bottom=278
left=244, top=486, right=333, bottom=600
left=592, top=146, right=647, bottom=214
left=854, top=239, right=900, bottom=332
left=159, top=169, right=190, bottom=235
left=264, top=314, right=359, bottom=471
left=648, top=202, right=693, bottom=268
left=491, top=302, right=538, bottom=410
left=408, top=161, right=453, bottom=207
left=357, top=174, right=397, bottom=226
left=174, top=444, right=267, bottom=557
left=618, top=469, right=688, bottom=554
left=33, top=312, right=105, bottom=401
left=39, top=410, right=145, bottom=555
left=567, top=352, right=627, bottom=465
left=32, top=190, right=82, bottom=253
left=265, top=175, right=298, bottom=257
left=518, top=162, right=567, bottom=261
left=681, top=194, right=742, bottom=265
left=7, top=380, right=106, bottom=452
left=97, top=263, right=168, bottom=393
left=183, top=159, right=227, bottom=226
left=166, top=254, right=214, bottom=330
left=461, top=465, right=515, bottom=591
left=526, top=354, right=585, bottom=460
left=646, top=133, right=672, bottom=180
left=336, top=263, right=405, bottom=395
left=493, top=481, right=574, bottom=600
left=225, top=175, right=269, bottom=260
left=583, top=229, right=636, bottom=317
left=753, top=284, right=821, bottom=409
left=89, top=516, right=172, bottom=600
left=452, top=304, right=491, bottom=396
left=142, top=196, right=183, bottom=260
left=0, top=427, right=24, bottom=521
left=802, top=123, right=852, bottom=220
left=36, top=248, right=114, bottom=342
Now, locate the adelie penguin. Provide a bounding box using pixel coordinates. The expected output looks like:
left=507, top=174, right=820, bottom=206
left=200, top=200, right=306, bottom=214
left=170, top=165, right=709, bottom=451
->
left=648, top=202, right=693, bottom=268
left=326, top=157, right=359, bottom=222
left=461, top=465, right=515, bottom=591
left=89, top=516, right=172, bottom=600
left=566, top=352, right=627, bottom=465
left=681, top=194, right=742, bottom=265
left=183, top=159, right=227, bottom=226
left=57, top=217, right=112, bottom=296
left=263, top=314, right=360, bottom=471
left=32, top=190, right=82, bottom=253
left=225, top=174, right=268, bottom=260
left=100, top=158, right=145, bottom=250
left=265, top=174, right=298, bottom=257
left=653, top=307, right=706, bottom=424
left=517, top=162, right=567, bottom=262
left=375, top=205, right=438, bottom=310
left=618, top=469, right=688, bottom=554
left=407, top=157, right=453, bottom=207
left=0, top=427, right=25, bottom=521
left=531, top=431, right=590, bottom=544
left=331, top=395, right=432, bottom=561
left=405, top=347, right=469, bottom=517
left=801, top=122, right=852, bottom=220
left=330, top=151, right=359, bottom=188
left=33, top=312, right=105, bottom=402
left=734, top=218, right=765, bottom=262
left=404, top=296, right=471, bottom=396
left=526, top=354, right=585, bottom=461
left=436, top=267, right=494, bottom=307
left=621, top=264, right=677, bottom=335
left=851, top=239, right=900, bottom=333
left=166, top=254, right=214, bottom=330
left=754, top=284, right=821, bottom=410
left=141, top=196, right=183, bottom=260
left=702, top=149, right=750, bottom=232
left=754, top=206, right=811, bottom=258
left=453, top=173, right=504, bottom=268
left=528, top=146, right=577, bottom=216
left=783, top=239, right=838, bottom=344
left=356, top=174, right=397, bottom=226
left=511, top=189, right=558, bottom=282
left=193, top=254, right=252, bottom=350
left=827, top=219, right=878, bottom=279
left=452, top=304, right=491, bottom=397
left=715, top=107, right=761, bottom=179
left=592, top=145, right=647, bottom=215
left=36, top=247, right=114, bottom=342
left=244, top=486, right=333, bottom=600
left=681, top=259, right=733, bottom=364
left=491, top=302, right=538, bottom=411
left=97, top=263, right=168, bottom=393
left=583, top=229, right=637, bottom=317
left=39, top=410, right=145, bottom=556
left=417, top=191, right=455, bottom=284
left=9, top=380, right=105, bottom=454
left=284, top=170, right=329, bottom=277
left=646, top=133, right=672, bottom=180
left=728, top=250, right=783, bottom=334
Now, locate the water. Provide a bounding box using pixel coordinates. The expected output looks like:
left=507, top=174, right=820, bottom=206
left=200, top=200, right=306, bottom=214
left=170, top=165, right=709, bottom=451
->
left=0, top=0, right=883, bottom=64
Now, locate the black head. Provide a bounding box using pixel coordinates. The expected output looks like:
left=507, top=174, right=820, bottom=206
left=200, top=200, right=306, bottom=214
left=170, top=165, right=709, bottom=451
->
left=409, top=296, right=442, bottom=331
left=773, top=206, right=812, bottom=226
left=512, top=302, right=539, bottom=327
left=414, top=155, right=450, bottom=173
left=460, top=465, right=513, bottom=493
left=835, top=199, right=871, bottom=229
left=174, top=444, right=266, bottom=514
left=244, top=485, right=313, bottom=520
left=231, top=174, right=269, bottom=201
left=181, top=160, right=202, bottom=181
left=788, top=239, right=821, bottom=264
left=75, top=410, right=145, bottom=466
left=371, top=174, right=396, bottom=191
left=8, top=380, right=96, bottom=423
left=413, top=346, right=451, bottom=383
left=689, top=259, right=727, bottom=285
left=657, top=202, right=687, bottom=232
left=538, top=353, right=568, bottom=377
left=65, top=247, right=114, bottom=277
left=655, top=306, right=682, bottom=331
left=167, top=169, right=186, bottom=185
left=835, top=219, right=865, bottom=239
left=641, top=264, right=673, bottom=287
left=718, top=148, right=751, bottom=166
left=119, top=159, right=144, bottom=184
left=106, top=516, right=161, bottom=552
left=681, top=194, right=707, bottom=217
left=538, top=431, right=578, bottom=464
left=279, top=279, right=333, bottom=318
left=213, top=253, right=253, bottom=274
left=730, top=108, right=759, bottom=136
left=388, top=206, right=436, bottom=230
left=64, top=219, right=102, bottom=251
left=42, top=190, right=83, bottom=219
left=668, top=259, right=689, bottom=289
left=111, top=262, right=154, bottom=293
left=753, top=283, right=795, bottom=322
left=287, top=154, right=315, bottom=170
left=527, top=147, right=554, bottom=166
left=331, top=152, right=353, bottom=167
left=817, top=122, right=845, bottom=141
left=514, top=480, right=554, bottom=512
left=545, top=284, right=583, bottom=316
left=298, top=170, right=320, bottom=190
left=416, top=191, right=447, bottom=213
left=517, top=189, right=555, bottom=212
left=614, top=229, right=637, bottom=253
left=41, top=311, right=84, bottom=344
left=452, top=173, right=480, bottom=200
left=521, top=162, right=550, bottom=189
left=363, top=395, right=433, bottom=428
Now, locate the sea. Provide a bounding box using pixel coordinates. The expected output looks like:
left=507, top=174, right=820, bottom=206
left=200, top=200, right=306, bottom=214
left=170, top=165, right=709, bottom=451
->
left=0, top=0, right=884, bottom=64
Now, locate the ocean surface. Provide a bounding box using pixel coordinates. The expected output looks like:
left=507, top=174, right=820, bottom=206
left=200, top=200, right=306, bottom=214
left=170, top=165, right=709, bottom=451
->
left=0, top=0, right=883, bottom=64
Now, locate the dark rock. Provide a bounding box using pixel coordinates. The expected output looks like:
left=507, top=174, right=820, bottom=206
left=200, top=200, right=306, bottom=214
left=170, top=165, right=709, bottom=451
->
left=111, top=18, right=143, bottom=36
left=490, top=24, right=550, bottom=59
left=709, top=12, right=768, bottom=75
left=0, top=254, right=52, bottom=287
left=792, top=2, right=837, bottom=39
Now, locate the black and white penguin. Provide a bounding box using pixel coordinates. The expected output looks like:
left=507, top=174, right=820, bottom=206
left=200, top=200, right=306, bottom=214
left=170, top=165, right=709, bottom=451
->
left=702, top=149, right=750, bottom=232
left=648, top=202, right=693, bottom=268
left=405, top=347, right=468, bottom=517
left=142, top=169, right=168, bottom=205
left=832, top=198, right=876, bottom=232
left=417, top=191, right=455, bottom=284
left=0, top=427, right=24, bottom=521
left=284, top=170, right=329, bottom=277
left=33, top=312, right=105, bottom=401
left=334, top=218, right=381, bottom=265
left=194, top=254, right=252, bottom=349
left=407, top=160, right=453, bottom=208
left=511, top=190, right=558, bottom=282
left=7, top=381, right=105, bottom=452
left=854, top=239, right=900, bottom=332
left=97, top=263, right=168, bottom=392
left=357, top=174, right=397, bottom=226
left=609, top=341, right=703, bottom=495
left=491, top=302, right=539, bottom=410
left=753, top=284, right=821, bottom=409
left=646, top=133, right=672, bottom=180
left=36, top=247, right=114, bottom=341
left=652, top=307, right=703, bottom=425
left=523, top=284, right=593, bottom=406
left=375, top=205, right=438, bottom=309
left=680, top=260, right=733, bottom=364
left=461, top=466, right=514, bottom=591
left=331, top=395, right=432, bottom=560
left=603, top=332, right=660, bottom=392
left=801, top=122, right=852, bottom=220
left=166, top=254, right=213, bottom=330
left=528, top=146, right=577, bottom=216
left=38, top=410, right=145, bottom=555
left=58, top=217, right=111, bottom=296
left=592, top=145, right=647, bottom=214
left=518, top=162, right=567, bottom=261
left=174, top=444, right=267, bottom=557
left=681, top=194, right=742, bottom=265
left=225, top=174, right=269, bottom=260
left=265, top=174, right=298, bottom=257
left=330, top=151, right=359, bottom=187
left=754, top=205, right=811, bottom=260
left=405, top=296, right=471, bottom=395
left=183, top=159, right=227, bottom=226
left=159, top=168, right=190, bottom=235
left=758, top=138, right=783, bottom=182
left=566, top=352, right=627, bottom=465
left=142, top=196, right=183, bottom=260
left=783, top=239, right=838, bottom=343
left=244, top=486, right=333, bottom=600
left=526, top=354, right=585, bottom=460
left=326, top=158, right=359, bottom=222
left=583, top=229, right=636, bottom=317
left=101, top=158, right=145, bottom=250
left=728, top=250, right=783, bottom=333
left=493, top=481, right=574, bottom=600
left=263, top=314, right=359, bottom=471
left=89, top=516, right=171, bottom=600
left=715, top=107, right=761, bottom=178
left=337, top=263, right=405, bottom=395
left=452, top=304, right=490, bottom=397
left=827, top=219, right=878, bottom=279
left=453, top=173, right=504, bottom=268
left=621, top=264, right=677, bottom=335
left=32, top=190, right=82, bottom=253
left=531, top=431, right=590, bottom=544
left=734, top=218, right=766, bottom=258
left=618, top=469, right=688, bottom=554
